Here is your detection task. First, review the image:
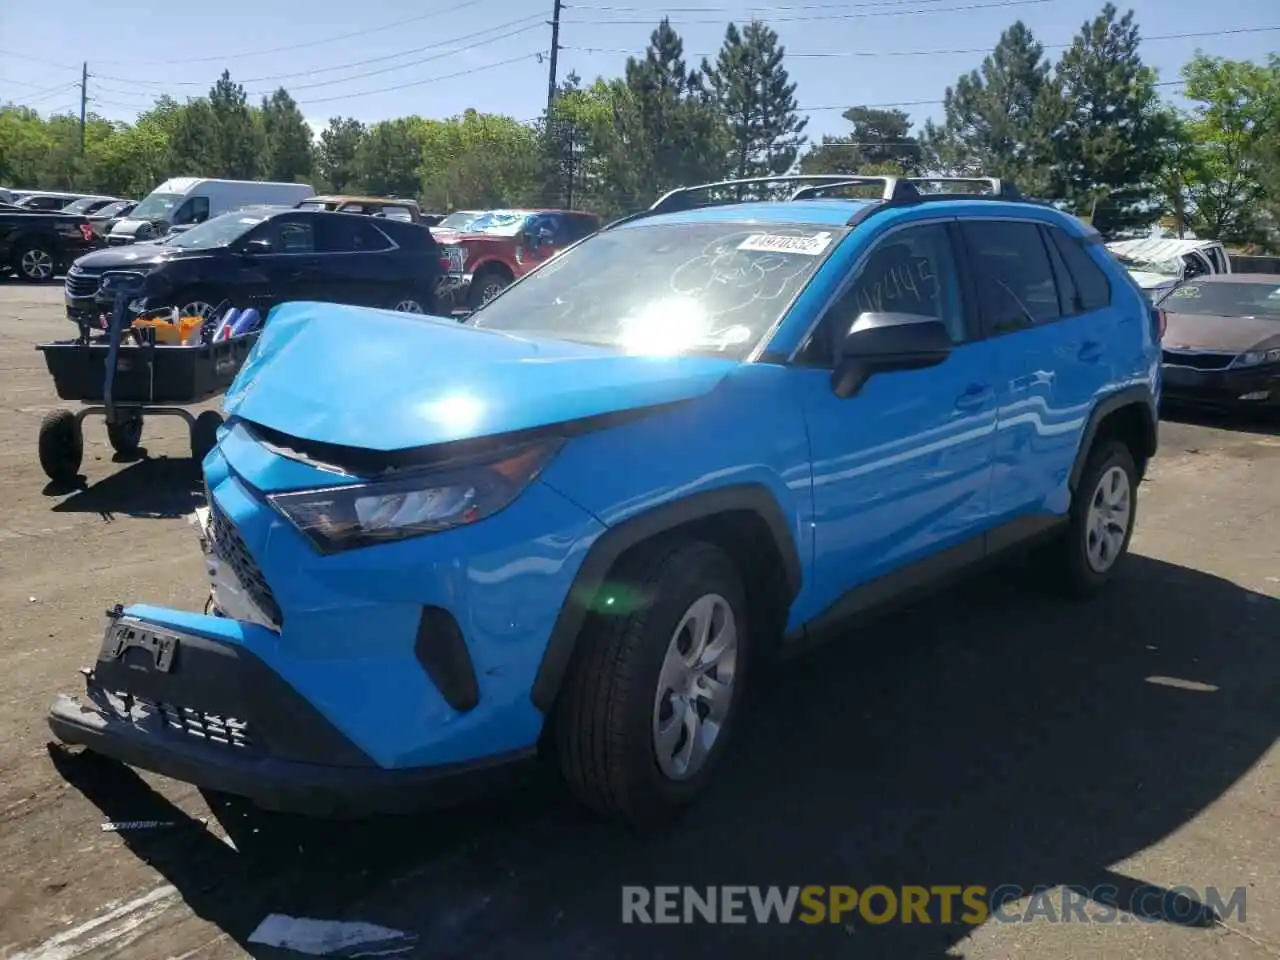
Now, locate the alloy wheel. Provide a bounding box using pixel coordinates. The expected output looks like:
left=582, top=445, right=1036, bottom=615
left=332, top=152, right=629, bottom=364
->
left=21, top=248, right=54, bottom=281
left=1085, top=464, right=1132, bottom=574
left=651, top=593, right=739, bottom=781
left=394, top=299, right=425, bottom=313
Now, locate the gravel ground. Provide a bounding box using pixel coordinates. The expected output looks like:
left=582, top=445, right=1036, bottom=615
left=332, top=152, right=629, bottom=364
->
left=0, top=279, right=1276, bottom=960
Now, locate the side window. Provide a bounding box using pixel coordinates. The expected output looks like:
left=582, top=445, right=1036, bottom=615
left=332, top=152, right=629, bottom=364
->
left=1183, top=252, right=1211, bottom=280
left=172, top=196, right=209, bottom=225
left=381, top=205, right=413, bottom=222
left=1208, top=247, right=1228, bottom=273
left=960, top=221, right=1061, bottom=333
left=338, top=203, right=367, bottom=214
left=1047, top=226, right=1111, bottom=313
left=354, top=221, right=393, bottom=251
left=801, top=223, right=966, bottom=365
left=263, top=216, right=315, bottom=253
left=566, top=215, right=597, bottom=243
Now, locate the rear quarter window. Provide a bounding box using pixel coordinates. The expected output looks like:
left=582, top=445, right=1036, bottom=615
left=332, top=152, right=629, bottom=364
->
left=1047, top=226, right=1111, bottom=312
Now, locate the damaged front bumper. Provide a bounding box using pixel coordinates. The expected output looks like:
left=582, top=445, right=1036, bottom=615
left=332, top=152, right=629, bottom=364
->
left=47, top=609, right=535, bottom=816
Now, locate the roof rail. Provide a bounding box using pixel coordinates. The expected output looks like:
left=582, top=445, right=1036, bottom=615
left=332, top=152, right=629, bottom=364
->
left=789, top=177, right=920, bottom=202
left=646, top=175, right=909, bottom=216
left=904, top=176, right=1022, bottom=200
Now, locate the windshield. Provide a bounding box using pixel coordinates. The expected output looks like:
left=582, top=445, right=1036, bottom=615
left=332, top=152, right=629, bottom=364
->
left=296, top=200, right=332, bottom=211
left=461, top=210, right=533, bottom=236
left=1160, top=281, right=1280, bottom=318
left=93, top=200, right=131, bottom=218
left=131, top=192, right=184, bottom=221
left=1114, top=252, right=1181, bottom=276
left=61, top=197, right=105, bottom=214
left=435, top=210, right=482, bottom=231
left=467, top=221, right=842, bottom=358
left=164, top=211, right=267, bottom=250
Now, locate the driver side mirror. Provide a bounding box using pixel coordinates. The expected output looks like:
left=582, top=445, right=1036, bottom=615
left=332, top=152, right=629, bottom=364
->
left=831, top=312, right=953, bottom=399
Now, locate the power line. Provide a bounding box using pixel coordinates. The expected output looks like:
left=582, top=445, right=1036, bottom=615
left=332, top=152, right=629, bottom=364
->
left=90, top=0, right=521, bottom=65
left=292, top=53, right=542, bottom=106
left=569, top=0, right=979, bottom=10
left=564, top=25, right=1280, bottom=60
left=562, top=0, right=1053, bottom=25
left=91, top=9, right=545, bottom=89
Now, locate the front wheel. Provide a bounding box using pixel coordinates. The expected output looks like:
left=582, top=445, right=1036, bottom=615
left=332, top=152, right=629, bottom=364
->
left=38, top=410, right=84, bottom=483
left=554, top=541, right=749, bottom=825
left=467, top=268, right=511, bottom=311
left=14, top=242, right=57, bottom=282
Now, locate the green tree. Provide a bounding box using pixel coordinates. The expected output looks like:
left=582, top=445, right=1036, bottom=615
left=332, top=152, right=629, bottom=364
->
left=419, top=111, right=541, bottom=209
left=1171, top=53, right=1280, bottom=242
left=920, top=21, right=1055, bottom=194
left=316, top=117, right=366, bottom=192
left=799, top=106, right=920, bottom=176
left=704, top=20, right=807, bottom=181
left=168, top=99, right=219, bottom=177
left=260, top=88, right=314, bottom=183
left=0, top=106, right=53, bottom=187
left=207, top=70, right=264, bottom=179
left=357, top=117, right=425, bottom=196
left=1047, top=4, right=1168, bottom=234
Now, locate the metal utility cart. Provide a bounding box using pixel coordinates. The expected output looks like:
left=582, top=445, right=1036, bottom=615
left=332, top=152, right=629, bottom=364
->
left=35, top=271, right=260, bottom=484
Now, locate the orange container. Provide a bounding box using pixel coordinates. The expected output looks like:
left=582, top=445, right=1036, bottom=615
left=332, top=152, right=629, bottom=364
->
left=132, top=315, right=203, bottom=345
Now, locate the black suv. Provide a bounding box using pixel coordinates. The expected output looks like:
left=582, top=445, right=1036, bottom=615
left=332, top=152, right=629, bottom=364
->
left=65, top=208, right=445, bottom=324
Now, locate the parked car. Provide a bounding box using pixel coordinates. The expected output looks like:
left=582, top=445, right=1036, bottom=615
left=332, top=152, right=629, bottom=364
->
left=47, top=174, right=1161, bottom=825
left=1, top=207, right=100, bottom=281
left=14, top=191, right=90, bottom=211
left=297, top=194, right=425, bottom=223
left=65, top=207, right=445, bottom=324
left=1106, top=237, right=1231, bottom=299
left=107, top=178, right=316, bottom=245
left=60, top=195, right=125, bottom=216
left=86, top=199, right=138, bottom=238
left=1156, top=273, right=1280, bottom=411
left=432, top=208, right=601, bottom=309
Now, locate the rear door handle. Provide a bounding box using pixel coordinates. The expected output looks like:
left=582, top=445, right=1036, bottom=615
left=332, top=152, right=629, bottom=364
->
left=1079, top=340, right=1104, bottom=362
left=955, top=383, right=993, bottom=411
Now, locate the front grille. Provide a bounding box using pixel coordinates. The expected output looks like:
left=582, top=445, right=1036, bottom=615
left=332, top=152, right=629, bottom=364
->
left=209, top=497, right=283, bottom=627
left=65, top=271, right=101, bottom=299
left=106, top=690, right=255, bottom=751
left=1162, top=350, right=1235, bottom=371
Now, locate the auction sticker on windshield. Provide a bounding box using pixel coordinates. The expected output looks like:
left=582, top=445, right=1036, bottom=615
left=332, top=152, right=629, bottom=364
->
left=737, top=231, right=834, bottom=256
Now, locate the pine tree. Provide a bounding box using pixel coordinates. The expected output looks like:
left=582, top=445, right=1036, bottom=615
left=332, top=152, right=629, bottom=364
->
left=1048, top=4, right=1168, bottom=233
left=704, top=21, right=807, bottom=181
left=316, top=117, right=366, bottom=192
left=920, top=21, right=1058, bottom=196
left=800, top=107, right=920, bottom=176
left=260, top=88, right=313, bottom=183
left=207, top=71, right=263, bottom=179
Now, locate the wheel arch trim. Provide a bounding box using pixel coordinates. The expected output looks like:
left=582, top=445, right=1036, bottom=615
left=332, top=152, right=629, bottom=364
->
left=1068, top=385, right=1158, bottom=493
left=529, top=483, right=802, bottom=713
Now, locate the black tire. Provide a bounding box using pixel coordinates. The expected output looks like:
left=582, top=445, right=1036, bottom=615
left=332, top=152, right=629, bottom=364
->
left=38, top=410, right=84, bottom=483
left=106, top=415, right=144, bottom=455
left=191, top=411, right=223, bottom=464
left=553, top=540, right=750, bottom=826
left=467, top=267, right=512, bottom=310
left=12, top=239, right=58, bottom=283
left=1039, top=439, right=1138, bottom=598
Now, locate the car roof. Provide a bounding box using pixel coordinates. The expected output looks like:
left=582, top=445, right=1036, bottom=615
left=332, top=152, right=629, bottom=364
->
left=312, top=195, right=420, bottom=206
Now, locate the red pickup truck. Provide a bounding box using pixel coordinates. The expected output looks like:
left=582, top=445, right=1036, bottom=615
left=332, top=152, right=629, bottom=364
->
left=431, top=208, right=600, bottom=310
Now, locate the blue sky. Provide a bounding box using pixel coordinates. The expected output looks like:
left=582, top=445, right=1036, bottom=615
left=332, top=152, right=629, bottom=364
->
left=1, top=0, right=1275, bottom=141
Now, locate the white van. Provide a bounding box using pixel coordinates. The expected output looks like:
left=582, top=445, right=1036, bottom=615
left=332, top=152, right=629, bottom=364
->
left=107, top=178, right=315, bottom=245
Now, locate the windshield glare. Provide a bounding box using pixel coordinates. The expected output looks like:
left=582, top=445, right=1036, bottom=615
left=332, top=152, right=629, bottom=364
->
left=1116, top=253, right=1181, bottom=276
left=1161, top=281, right=1280, bottom=318
left=464, top=210, right=532, bottom=236
left=62, top=197, right=104, bottom=214
left=436, top=211, right=482, bottom=230
left=164, top=211, right=266, bottom=250
left=94, top=201, right=131, bottom=218
left=467, top=222, right=843, bottom=358
left=131, top=192, right=184, bottom=221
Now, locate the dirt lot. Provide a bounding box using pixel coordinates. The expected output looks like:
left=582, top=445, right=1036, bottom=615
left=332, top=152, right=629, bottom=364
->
left=0, top=280, right=1277, bottom=960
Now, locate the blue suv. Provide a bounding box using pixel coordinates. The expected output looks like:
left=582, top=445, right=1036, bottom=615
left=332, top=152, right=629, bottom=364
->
left=48, top=176, right=1161, bottom=825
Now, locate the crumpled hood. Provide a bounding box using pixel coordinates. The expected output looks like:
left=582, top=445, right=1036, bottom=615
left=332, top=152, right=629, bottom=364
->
left=1129, top=270, right=1178, bottom=291
left=222, top=301, right=737, bottom=452
left=1163, top=312, right=1280, bottom=353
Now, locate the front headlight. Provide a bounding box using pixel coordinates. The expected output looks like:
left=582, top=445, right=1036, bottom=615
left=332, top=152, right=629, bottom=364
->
left=267, top=439, right=563, bottom=553
left=1231, top=348, right=1280, bottom=369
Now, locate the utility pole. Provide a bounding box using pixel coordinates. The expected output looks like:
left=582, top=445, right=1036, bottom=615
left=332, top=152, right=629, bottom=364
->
left=78, top=61, right=88, bottom=155
left=546, top=0, right=562, bottom=116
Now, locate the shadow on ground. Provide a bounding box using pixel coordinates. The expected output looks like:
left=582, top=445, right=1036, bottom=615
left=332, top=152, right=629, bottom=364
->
left=1161, top=403, right=1280, bottom=438
left=45, top=456, right=203, bottom=520
left=49, top=554, right=1280, bottom=958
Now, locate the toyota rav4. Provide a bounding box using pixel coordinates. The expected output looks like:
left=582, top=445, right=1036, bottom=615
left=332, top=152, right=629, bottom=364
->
left=48, top=176, right=1161, bottom=826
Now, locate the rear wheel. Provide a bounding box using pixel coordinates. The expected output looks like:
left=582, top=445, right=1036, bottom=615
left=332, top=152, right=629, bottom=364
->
left=169, top=287, right=222, bottom=322
left=389, top=293, right=428, bottom=314
left=191, top=411, right=223, bottom=464
left=38, top=410, right=83, bottom=483
left=467, top=267, right=512, bottom=310
left=106, top=415, right=144, bottom=455
left=554, top=541, right=749, bottom=825
left=14, top=241, right=57, bottom=282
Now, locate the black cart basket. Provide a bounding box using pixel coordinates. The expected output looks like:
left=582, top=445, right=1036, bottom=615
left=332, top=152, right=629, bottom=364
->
left=34, top=271, right=261, bottom=484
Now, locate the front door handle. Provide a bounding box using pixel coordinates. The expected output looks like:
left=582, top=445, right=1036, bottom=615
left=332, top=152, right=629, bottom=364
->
left=1079, top=340, right=1104, bottom=362
left=955, top=383, right=993, bottom=411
